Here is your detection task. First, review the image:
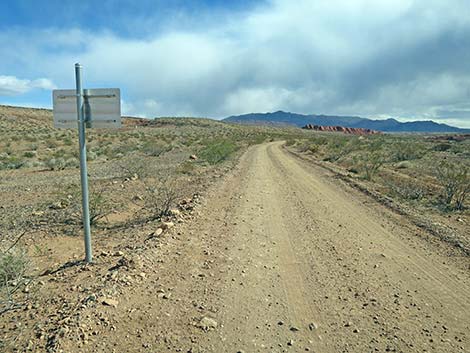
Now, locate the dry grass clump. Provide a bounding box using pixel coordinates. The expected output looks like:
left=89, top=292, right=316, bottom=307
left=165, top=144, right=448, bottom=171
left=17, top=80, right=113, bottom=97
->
left=0, top=233, right=30, bottom=314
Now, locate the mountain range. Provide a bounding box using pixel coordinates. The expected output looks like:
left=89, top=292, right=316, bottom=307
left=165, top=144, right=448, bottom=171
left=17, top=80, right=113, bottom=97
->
left=223, top=111, right=469, bottom=133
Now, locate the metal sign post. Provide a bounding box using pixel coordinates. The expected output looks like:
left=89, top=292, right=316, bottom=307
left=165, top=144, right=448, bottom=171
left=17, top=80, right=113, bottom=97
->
left=52, top=63, right=121, bottom=264
left=75, top=64, right=93, bottom=263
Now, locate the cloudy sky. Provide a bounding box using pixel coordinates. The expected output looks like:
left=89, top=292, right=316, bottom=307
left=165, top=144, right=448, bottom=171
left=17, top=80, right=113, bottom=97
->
left=1, top=0, right=469, bottom=127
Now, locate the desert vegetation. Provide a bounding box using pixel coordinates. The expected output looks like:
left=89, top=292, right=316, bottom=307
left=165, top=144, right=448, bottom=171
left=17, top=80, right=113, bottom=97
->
left=0, top=232, right=30, bottom=315
left=1, top=105, right=468, bottom=352
left=288, top=133, right=470, bottom=215
left=0, top=105, right=304, bottom=331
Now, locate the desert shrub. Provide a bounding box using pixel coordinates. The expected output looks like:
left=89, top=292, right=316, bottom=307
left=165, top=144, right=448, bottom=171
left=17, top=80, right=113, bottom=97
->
left=353, top=152, right=386, bottom=180
left=65, top=158, right=79, bottom=168
left=178, top=161, right=196, bottom=175
left=146, top=181, right=180, bottom=219
left=87, top=189, right=114, bottom=225
left=119, top=158, right=153, bottom=179
left=0, top=235, right=29, bottom=313
left=308, top=144, right=319, bottom=154
left=2, top=156, right=25, bottom=170
left=392, top=141, right=427, bottom=161
left=297, top=142, right=311, bottom=153
left=323, top=137, right=352, bottom=161
left=311, top=136, right=329, bottom=146
left=142, top=141, right=172, bottom=157
left=386, top=179, right=425, bottom=201
left=433, top=143, right=452, bottom=152
left=0, top=251, right=28, bottom=288
left=285, top=139, right=296, bottom=147
left=104, top=144, right=138, bottom=159
left=136, top=176, right=183, bottom=221
left=55, top=184, right=115, bottom=227
left=368, top=136, right=387, bottom=149
left=436, top=161, right=469, bottom=210
left=22, top=151, right=35, bottom=158
left=248, top=134, right=267, bottom=145
left=87, top=151, right=97, bottom=161
left=46, top=140, right=58, bottom=148
left=45, top=157, right=67, bottom=171
left=449, top=141, right=469, bottom=156
left=336, top=137, right=364, bottom=157
left=24, top=135, right=38, bottom=142
left=53, top=148, right=67, bottom=158
left=199, top=139, right=238, bottom=165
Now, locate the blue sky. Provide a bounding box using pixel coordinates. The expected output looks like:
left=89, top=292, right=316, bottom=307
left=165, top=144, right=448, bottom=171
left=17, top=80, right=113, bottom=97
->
left=0, top=1, right=260, bottom=37
left=1, top=0, right=470, bottom=127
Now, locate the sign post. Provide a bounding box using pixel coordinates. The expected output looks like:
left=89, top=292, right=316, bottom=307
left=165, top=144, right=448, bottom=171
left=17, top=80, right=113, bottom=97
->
left=52, top=63, right=121, bottom=263
left=75, top=63, right=93, bottom=263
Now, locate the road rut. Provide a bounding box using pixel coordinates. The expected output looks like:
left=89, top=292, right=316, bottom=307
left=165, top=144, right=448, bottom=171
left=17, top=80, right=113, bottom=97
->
left=66, top=141, right=469, bottom=352
left=207, top=142, right=469, bottom=352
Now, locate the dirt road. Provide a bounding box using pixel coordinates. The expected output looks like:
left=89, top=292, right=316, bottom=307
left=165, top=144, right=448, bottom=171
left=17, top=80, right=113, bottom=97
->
left=63, top=142, right=469, bottom=352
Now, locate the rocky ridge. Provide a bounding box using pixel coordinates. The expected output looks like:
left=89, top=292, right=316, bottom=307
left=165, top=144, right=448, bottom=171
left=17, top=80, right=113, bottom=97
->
left=302, top=124, right=383, bottom=135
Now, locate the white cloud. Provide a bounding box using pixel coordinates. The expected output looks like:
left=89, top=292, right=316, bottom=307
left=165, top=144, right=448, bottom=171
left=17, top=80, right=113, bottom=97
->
left=1, top=0, right=470, bottom=127
left=0, top=75, right=56, bottom=96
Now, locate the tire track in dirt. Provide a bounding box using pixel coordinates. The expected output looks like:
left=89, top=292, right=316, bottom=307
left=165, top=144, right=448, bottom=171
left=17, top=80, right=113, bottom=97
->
left=212, top=142, right=327, bottom=352
left=60, top=141, right=469, bottom=353
left=209, top=142, right=469, bottom=352
left=268, top=142, right=470, bottom=307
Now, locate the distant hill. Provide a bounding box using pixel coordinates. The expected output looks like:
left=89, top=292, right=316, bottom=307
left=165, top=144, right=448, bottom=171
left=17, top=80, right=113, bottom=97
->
left=0, top=104, right=148, bottom=128
left=223, top=111, right=470, bottom=133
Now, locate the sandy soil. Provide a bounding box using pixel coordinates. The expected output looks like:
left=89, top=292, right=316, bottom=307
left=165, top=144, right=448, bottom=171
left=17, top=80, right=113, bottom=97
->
left=13, top=141, right=469, bottom=353
left=204, top=142, right=470, bottom=352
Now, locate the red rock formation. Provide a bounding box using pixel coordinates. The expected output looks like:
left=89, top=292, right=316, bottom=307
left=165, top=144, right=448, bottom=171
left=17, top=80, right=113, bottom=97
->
left=302, top=124, right=383, bottom=135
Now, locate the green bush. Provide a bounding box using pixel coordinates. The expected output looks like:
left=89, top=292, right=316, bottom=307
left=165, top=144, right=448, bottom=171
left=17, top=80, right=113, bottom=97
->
left=308, top=144, right=319, bottom=154
left=53, top=148, right=67, bottom=158
left=433, top=143, right=452, bottom=152
left=199, top=139, right=238, bottom=165
left=323, top=137, right=351, bottom=161
left=297, top=142, right=311, bottom=153
left=353, top=152, right=386, bottom=181
left=2, top=156, right=25, bottom=170
left=87, top=151, right=97, bottom=161
left=392, top=141, right=427, bottom=161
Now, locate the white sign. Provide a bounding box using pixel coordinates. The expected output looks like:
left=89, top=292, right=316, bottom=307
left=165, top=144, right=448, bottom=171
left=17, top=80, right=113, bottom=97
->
left=53, top=88, right=121, bottom=128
